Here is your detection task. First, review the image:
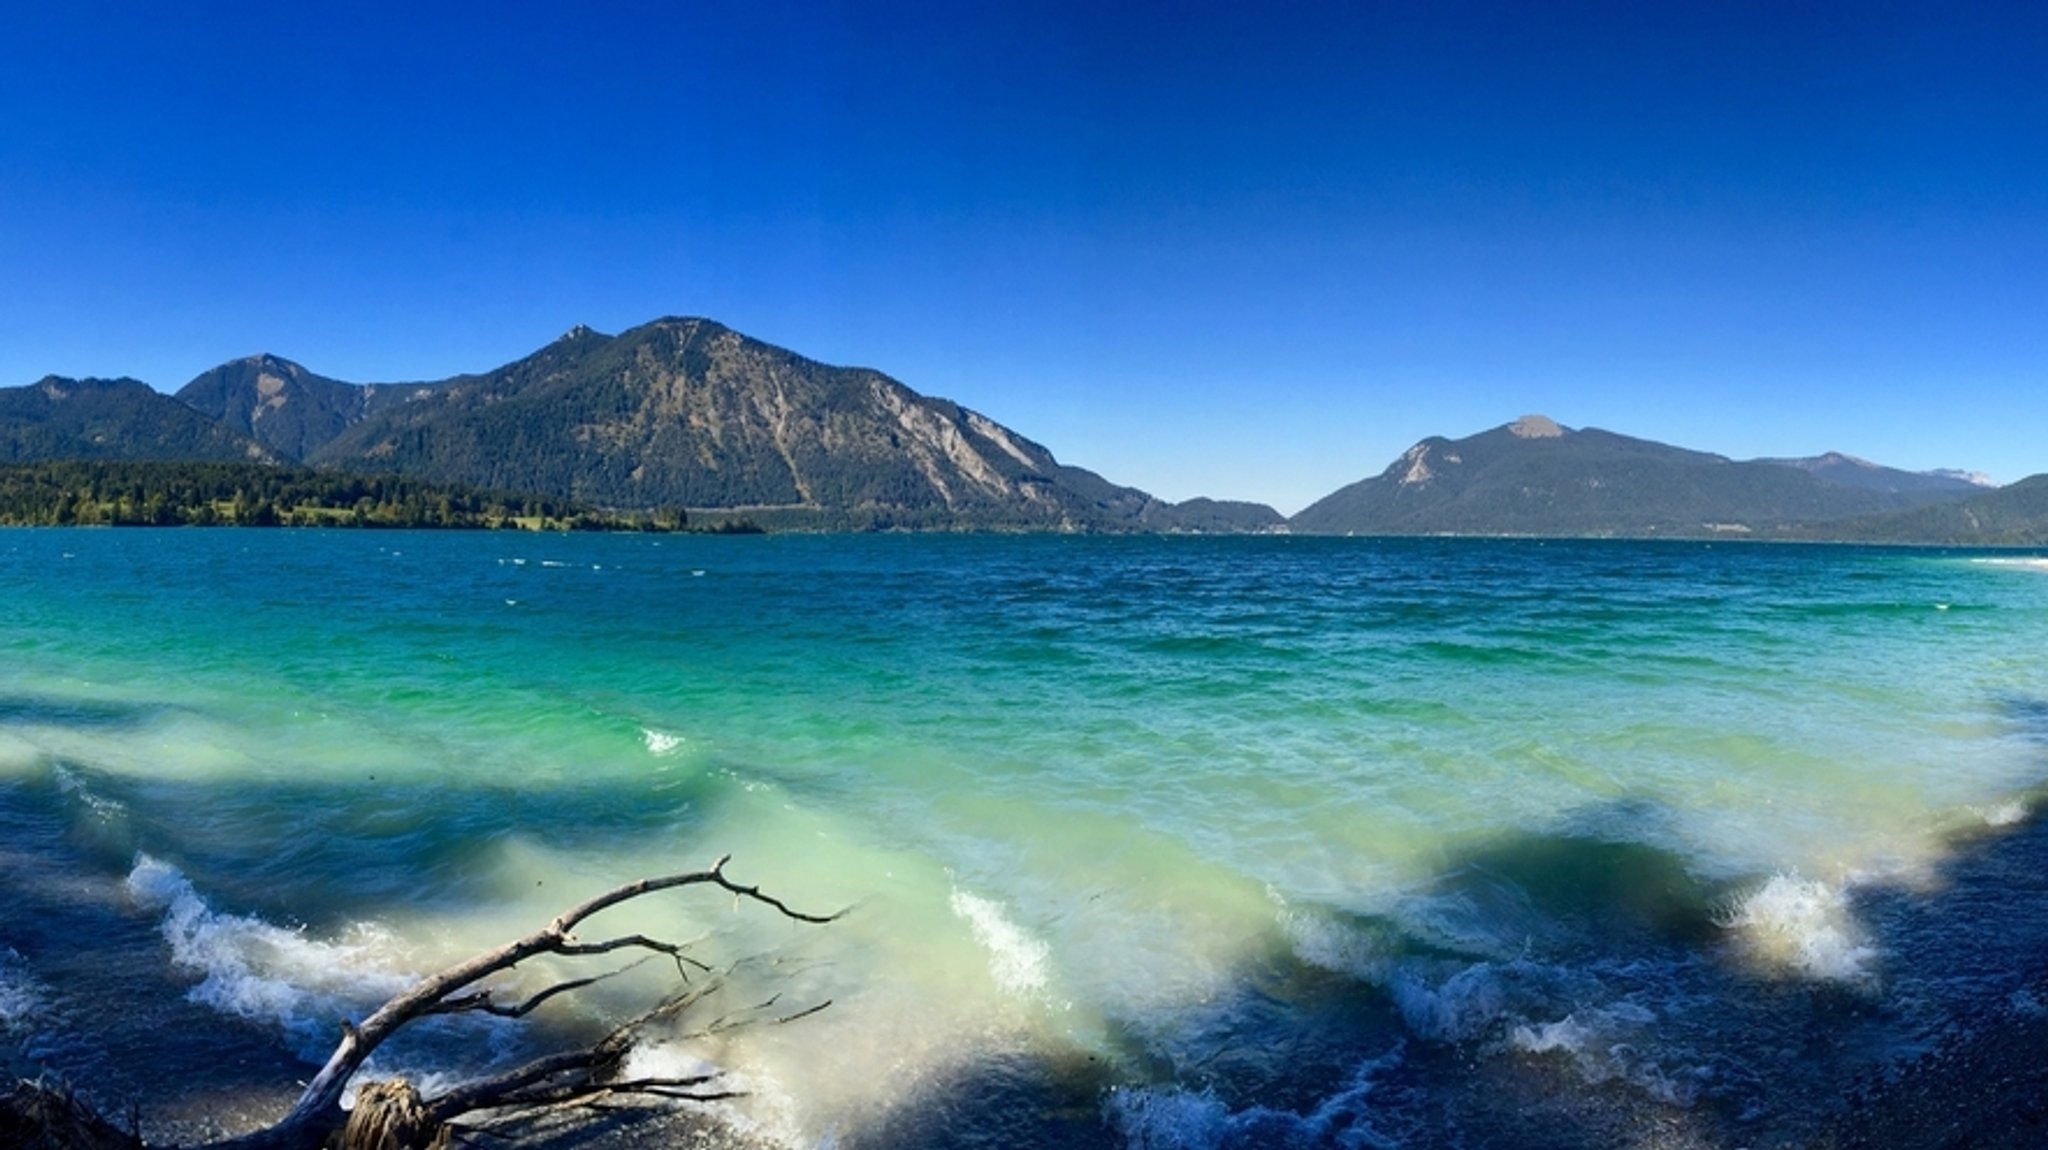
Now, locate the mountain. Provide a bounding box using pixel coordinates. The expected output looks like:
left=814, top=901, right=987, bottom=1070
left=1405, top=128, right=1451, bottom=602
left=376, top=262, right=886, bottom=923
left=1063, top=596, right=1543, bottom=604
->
left=1290, top=415, right=1970, bottom=537
left=177, top=354, right=436, bottom=461
left=0, top=376, right=271, bottom=464
left=174, top=319, right=1274, bottom=532
left=1820, top=474, right=2048, bottom=546
left=1752, top=452, right=1985, bottom=500
left=1155, top=498, right=1289, bottom=533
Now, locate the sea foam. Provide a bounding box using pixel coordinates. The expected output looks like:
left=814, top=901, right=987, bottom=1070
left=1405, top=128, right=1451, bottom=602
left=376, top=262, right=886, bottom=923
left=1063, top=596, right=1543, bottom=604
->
left=947, top=888, right=1051, bottom=997
left=642, top=728, right=687, bottom=756
left=1973, top=798, right=2030, bottom=827
left=1387, top=956, right=1607, bottom=1044
left=53, top=763, right=127, bottom=822
left=617, top=1041, right=819, bottom=1149
left=1718, top=873, right=1877, bottom=983
left=0, top=946, right=44, bottom=1030
left=1105, top=1045, right=1406, bottom=1150
left=1508, top=1002, right=1707, bottom=1107
left=124, top=854, right=417, bottom=1060
left=1271, top=888, right=1397, bottom=984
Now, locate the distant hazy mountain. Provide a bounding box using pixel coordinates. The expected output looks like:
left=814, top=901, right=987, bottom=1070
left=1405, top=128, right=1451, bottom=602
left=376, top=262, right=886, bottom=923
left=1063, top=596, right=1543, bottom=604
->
left=177, top=354, right=436, bottom=461
left=1290, top=415, right=1969, bottom=537
left=0, top=376, right=271, bottom=464
left=171, top=318, right=1273, bottom=532
left=1156, top=498, right=1289, bottom=533
left=1752, top=452, right=1985, bottom=499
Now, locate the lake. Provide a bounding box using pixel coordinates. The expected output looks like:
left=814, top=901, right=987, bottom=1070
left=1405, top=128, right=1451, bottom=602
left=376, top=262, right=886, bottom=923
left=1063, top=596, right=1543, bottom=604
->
left=4, top=530, right=2047, bottom=1147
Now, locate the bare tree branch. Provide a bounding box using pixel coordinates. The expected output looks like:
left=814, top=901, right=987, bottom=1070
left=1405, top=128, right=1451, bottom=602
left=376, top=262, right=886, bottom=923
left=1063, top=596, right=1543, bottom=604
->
left=178, top=856, right=839, bottom=1150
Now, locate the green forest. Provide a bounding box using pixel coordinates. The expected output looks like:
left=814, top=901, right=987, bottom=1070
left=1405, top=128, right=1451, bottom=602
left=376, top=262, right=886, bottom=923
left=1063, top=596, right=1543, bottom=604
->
left=0, top=460, right=744, bottom=531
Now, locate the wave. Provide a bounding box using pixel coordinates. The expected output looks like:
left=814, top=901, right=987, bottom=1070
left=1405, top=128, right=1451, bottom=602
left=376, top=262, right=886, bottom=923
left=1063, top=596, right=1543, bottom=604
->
left=616, top=1043, right=793, bottom=1144
left=1274, top=899, right=1399, bottom=985
left=1716, top=873, right=1878, bottom=983
left=1388, top=956, right=1608, bottom=1045
left=948, top=888, right=1052, bottom=998
left=1104, top=1045, right=1407, bottom=1150
left=124, top=854, right=419, bottom=1062
left=0, top=946, right=44, bottom=1031
left=1973, top=797, right=2030, bottom=827
left=52, top=763, right=127, bottom=823
left=642, top=727, right=687, bottom=756
left=1508, top=1003, right=1709, bottom=1107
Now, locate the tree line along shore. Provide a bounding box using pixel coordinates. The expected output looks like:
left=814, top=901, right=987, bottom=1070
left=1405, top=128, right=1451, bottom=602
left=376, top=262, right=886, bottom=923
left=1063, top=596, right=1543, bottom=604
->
left=0, top=460, right=764, bottom=533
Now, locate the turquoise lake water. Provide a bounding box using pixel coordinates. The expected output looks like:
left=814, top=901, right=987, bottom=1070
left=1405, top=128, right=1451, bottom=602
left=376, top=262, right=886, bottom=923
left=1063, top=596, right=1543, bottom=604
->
left=4, top=530, right=2048, bottom=1147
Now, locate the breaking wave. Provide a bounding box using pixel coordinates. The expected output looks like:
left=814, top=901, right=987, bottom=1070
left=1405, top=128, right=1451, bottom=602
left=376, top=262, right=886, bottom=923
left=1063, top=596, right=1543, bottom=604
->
left=124, top=854, right=419, bottom=1061
left=948, top=888, right=1051, bottom=998
left=642, top=727, right=686, bottom=756
left=1717, top=873, right=1878, bottom=983
left=1104, top=1045, right=1407, bottom=1150
left=1508, top=1003, right=1710, bottom=1107
left=1973, top=797, right=2030, bottom=827
left=53, top=764, right=126, bottom=823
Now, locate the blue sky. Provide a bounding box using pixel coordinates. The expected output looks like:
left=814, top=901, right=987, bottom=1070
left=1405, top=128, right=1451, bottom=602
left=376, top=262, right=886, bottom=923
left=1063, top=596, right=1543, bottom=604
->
left=3, top=2, right=2043, bottom=512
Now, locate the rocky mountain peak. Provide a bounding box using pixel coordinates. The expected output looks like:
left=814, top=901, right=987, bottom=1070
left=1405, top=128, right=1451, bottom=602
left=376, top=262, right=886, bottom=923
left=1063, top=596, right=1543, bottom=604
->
left=1509, top=414, right=1566, bottom=439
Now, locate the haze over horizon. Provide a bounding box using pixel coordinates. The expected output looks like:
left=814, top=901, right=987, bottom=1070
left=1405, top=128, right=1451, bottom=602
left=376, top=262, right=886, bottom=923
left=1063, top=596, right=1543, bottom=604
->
left=3, top=2, right=2043, bottom=514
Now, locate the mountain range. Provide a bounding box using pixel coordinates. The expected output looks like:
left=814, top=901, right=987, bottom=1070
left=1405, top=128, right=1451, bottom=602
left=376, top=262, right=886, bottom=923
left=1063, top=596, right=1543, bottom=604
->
left=1291, top=414, right=2006, bottom=539
left=2, top=321, right=2041, bottom=542
left=21, top=318, right=1284, bottom=532
left=1, top=376, right=273, bottom=465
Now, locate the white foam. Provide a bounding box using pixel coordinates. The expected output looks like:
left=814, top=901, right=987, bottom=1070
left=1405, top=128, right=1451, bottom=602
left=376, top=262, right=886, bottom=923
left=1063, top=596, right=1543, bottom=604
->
left=1973, top=798, right=2029, bottom=827
left=1508, top=1013, right=1594, bottom=1054
left=1388, top=956, right=1609, bottom=1044
left=1105, top=1045, right=1405, bottom=1150
left=1508, top=1003, right=1704, bottom=1107
left=619, top=1042, right=808, bottom=1147
left=1718, top=873, right=1878, bottom=983
left=1972, top=557, right=2048, bottom=572
left=124, top=854, right=418, bottom=1060
left=642, top=728, right=686, bottom=756
left=53, top=763, right=127, bottom=821
left=620, top=1040, right=723, bottom=1084
left=0, top=947, right=44, bottom=1029
left=947, top=889, right=1050, bottom=997
left=1280, top=909, right=1396, bottom=984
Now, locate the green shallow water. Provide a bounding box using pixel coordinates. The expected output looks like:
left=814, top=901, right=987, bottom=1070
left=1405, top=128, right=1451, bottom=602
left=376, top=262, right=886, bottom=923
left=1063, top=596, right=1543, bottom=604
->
left=4, top=530, right=2048, bottom=1146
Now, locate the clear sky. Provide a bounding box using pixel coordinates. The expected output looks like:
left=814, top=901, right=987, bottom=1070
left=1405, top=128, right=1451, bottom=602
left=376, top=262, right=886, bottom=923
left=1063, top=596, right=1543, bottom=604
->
left=3, top=2, right=2043, bottom=513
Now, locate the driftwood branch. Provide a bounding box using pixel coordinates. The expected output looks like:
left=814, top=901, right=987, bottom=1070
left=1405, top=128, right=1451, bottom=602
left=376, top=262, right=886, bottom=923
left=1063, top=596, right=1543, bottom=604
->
left=0, top=856, right=840, bottom=1150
